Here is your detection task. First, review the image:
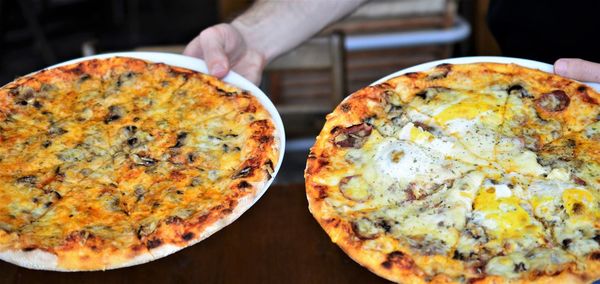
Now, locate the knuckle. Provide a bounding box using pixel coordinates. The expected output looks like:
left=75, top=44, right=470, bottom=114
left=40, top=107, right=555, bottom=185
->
left=199, top=28, right=219, bottom=42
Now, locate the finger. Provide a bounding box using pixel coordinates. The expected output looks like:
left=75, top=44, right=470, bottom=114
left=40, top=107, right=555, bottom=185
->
left=183, top=35, right=204, bottom=58
left=199, top=27, right=230, bottom=78
left=554, top=58, right=600, bottom=83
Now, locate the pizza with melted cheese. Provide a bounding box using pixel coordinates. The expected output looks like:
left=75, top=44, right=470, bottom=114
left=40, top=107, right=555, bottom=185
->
left=305, top=63, right=600, bottom=283
left=0, top=57, right=280, bottom=271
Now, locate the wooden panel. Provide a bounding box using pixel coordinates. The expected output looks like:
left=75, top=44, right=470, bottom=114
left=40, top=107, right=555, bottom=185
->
left=473, top=0, right=501, bottom=55
left=346, top=45, right=450, bottom=92
left=323, top=15, right=449, bottom=35
left=218, top=0, right=254, bottom=21
left=267, top=39, right=332, bottom=70
left=323, top=0, right=455, bottom=35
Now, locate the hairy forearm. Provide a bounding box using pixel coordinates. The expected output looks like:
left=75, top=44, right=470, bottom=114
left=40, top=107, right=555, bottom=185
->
left=231, top=0, right=367, bottom=62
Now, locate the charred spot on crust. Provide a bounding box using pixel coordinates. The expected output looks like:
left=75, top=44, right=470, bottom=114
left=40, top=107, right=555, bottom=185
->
left=64, top=65, right=84, bottom=75
left=340, top=103, right=351, bottom=112
left=196, top=214, right=209, bottom=224
left=167, top=67, right=192, bottom=79
left=535, top=90, right=570, bottom=112
left=381, top=251, right=413, bottom=270
left=244, top=103, right=257, bottom=113
left=215, top=87, right=237, bottom=96
left=259, top=135, right=273, bottom=143
left=22, top=247, right=37, bottom=252
left=578, top=87, right=598, bottom=105
left=332, top=123, right=373, bottom=148
left=314, top=185, right=328, bottom=200
left=404, top=72, right=420, bottom=79
left=78, top=74, right=91, bottom=82
left=237, top=181, right=251, bottom=189
left=317, top=158, right=329, bottom=168
left=590, top=252, right=600, bottom=260
left=427, top=64, right=452, bottom=80
left=181, top=232, right=195, bottom=241
left=232, top=166, right=253, bottom=179
left=146, top=238, right=162, bottom=249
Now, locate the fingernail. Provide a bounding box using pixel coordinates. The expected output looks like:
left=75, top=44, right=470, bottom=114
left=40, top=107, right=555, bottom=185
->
left=554, top=59, right=568, bottom=75
left=211, top=64, right=226, bottom=77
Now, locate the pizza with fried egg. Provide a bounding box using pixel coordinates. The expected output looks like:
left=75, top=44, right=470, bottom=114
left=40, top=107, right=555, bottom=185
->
left=0, top=57, right=279, bottom=271
left=305, top=63, right=600, bottom=283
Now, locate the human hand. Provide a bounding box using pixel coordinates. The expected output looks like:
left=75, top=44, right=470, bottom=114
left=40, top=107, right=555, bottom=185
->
left=554, top=58, right=600, bottom=83
left=183, top=23, right=266, bottom=84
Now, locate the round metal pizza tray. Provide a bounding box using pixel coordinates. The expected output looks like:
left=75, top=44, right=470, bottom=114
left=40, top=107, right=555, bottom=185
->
left=371, top=56, right=600, bottom=92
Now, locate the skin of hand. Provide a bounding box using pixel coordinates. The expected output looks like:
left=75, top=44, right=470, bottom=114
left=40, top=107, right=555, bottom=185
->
left=183, top=0, right=367, bottom=85
left=554, top=58, right=600, bottom=83
left=184, top=23, right=265, bottom=84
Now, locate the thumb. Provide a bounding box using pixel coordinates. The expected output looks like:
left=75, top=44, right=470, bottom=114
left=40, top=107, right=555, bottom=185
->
left=554, top=58, right=600, bottom=83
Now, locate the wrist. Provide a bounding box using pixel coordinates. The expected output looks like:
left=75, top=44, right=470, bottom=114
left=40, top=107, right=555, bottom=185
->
left=231, top=18, right=275, bottom=64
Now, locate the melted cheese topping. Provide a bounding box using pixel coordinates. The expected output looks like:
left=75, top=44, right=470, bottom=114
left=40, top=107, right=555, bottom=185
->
left=473, top=183, right=542, bottom=240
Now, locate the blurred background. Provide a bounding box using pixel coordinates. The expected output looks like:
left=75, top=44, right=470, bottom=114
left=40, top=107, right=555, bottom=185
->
left=0, top=0, right=500, bottom=85
left=0, top=0, right=503, bottom=182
